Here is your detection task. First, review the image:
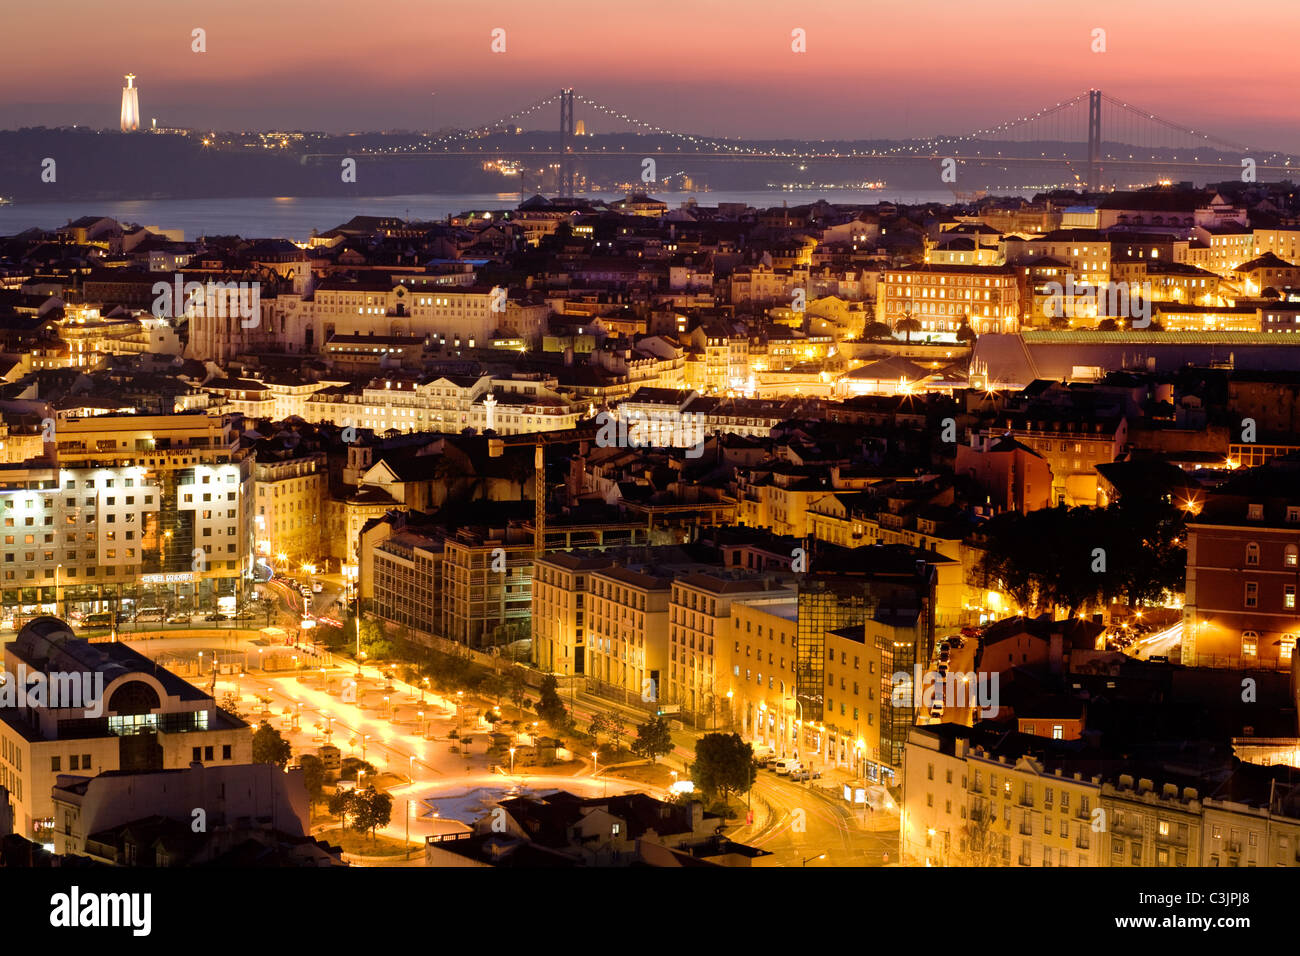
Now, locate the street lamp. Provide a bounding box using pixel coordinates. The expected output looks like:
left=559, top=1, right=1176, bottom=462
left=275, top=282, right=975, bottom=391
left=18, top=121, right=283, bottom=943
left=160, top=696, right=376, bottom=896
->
left=787, top=694, right=803, bottom=759
left=362, top=734, right=370, bottom=760
left=802, top=852, right=826, bottom=867
left=509, top=747, right=516, bottom=775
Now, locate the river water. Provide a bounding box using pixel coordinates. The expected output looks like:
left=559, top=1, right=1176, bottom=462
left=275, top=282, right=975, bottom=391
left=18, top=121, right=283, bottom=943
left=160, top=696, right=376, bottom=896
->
left=0, top=188, right=1037, bottom=241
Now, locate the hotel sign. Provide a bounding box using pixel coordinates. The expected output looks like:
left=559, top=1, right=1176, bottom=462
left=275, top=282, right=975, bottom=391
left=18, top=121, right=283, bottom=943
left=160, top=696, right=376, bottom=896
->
left=140, top=572, right=195, bottom=585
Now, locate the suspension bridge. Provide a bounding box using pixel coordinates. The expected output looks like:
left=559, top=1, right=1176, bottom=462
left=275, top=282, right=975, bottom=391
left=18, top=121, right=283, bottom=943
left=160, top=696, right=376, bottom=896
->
left=305, top=88, right=1299, bottom=192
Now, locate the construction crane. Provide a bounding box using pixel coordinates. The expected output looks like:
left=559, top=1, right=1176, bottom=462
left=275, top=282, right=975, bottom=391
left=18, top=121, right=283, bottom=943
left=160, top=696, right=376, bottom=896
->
left=489, top=422, right=598, bottom=557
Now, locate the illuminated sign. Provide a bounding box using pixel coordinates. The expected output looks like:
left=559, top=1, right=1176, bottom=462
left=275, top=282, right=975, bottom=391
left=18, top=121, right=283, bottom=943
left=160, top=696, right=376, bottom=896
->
left=140, top=572, right=195, bottom=585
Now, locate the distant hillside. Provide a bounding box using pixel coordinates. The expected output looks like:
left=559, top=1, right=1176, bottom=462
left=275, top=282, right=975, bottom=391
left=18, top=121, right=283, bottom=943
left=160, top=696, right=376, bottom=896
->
left=0, top=128, right=497, bottom=202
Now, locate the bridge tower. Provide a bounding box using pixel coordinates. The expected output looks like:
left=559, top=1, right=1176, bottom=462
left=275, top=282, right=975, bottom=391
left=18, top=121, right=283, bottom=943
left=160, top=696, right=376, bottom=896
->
left=558, top=88, right=576, bottom=197
left=1087, top=89, right=1102, bottom=193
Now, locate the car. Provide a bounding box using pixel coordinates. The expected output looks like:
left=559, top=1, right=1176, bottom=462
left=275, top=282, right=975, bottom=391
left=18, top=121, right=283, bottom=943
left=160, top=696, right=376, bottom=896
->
left=936, top=661, right=949, bottom=675
left=773, top=758, right=801, bottom=776
left=312, top=581, right=323, bottom=593
left=166, top=613, right=192, bottom=624
left=204, top=612, right=230, bottom=622
left=1148, top=654, right=1170, bottom=663
left=930, top=704, right=944, bottom=718
left=789, top=769, right=812, bottom=782
left=939, top=649, right=951, bottom=662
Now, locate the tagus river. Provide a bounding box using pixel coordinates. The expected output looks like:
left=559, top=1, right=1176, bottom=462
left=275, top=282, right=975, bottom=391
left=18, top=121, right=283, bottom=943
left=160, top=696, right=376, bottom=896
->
left=0, top=188, right=1036, bottom=241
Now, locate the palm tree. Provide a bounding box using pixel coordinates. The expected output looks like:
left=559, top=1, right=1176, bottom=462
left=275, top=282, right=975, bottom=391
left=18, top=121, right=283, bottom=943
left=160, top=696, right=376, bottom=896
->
left=896, top=317, right=922, bottom=343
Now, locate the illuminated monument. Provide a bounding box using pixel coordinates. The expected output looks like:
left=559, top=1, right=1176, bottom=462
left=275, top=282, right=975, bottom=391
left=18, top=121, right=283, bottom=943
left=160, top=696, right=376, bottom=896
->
left=120, top=73, right=140, bottom=132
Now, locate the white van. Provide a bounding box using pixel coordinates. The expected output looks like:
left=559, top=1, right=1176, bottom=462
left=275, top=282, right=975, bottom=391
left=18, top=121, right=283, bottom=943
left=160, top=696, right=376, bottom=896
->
left=773, top=758, right=802, bottom=776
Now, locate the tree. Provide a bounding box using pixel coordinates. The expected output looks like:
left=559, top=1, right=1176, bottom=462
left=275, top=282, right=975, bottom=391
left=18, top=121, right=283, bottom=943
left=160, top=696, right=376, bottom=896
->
left=252, top=721, right=292, bottom=768
left=481, top=672, right=507, bottom=710
left=219, top=691, right=245, bottom=720
left=589, top=712, right=613, bottom=740
left=959, top=797, right=1005, bottom=866
left=955, top=321, right=976, bottom=344
left=340, top=757, right=376, bottom=782
left=505, top=668, right=528, bottom=716
left=632, top=715, right=674, bottom=764
left=349, top=787, right=393, bottom=841
left=980, top=501, right=1186, bottom=617
left=691, top=733, right=756, bottom=805
left=1097, top=318, right=1119, bottom=331
left=327, top=789, right=353, bottom=829
left=607, top=714, right=626, bottom=752
left=896, top=317, right=922, bottom=343
left=299, top=754, right=326, bottom=810
left=536, top=674, right=569, bottom=731
left=861, top=321, right=894, bottom=340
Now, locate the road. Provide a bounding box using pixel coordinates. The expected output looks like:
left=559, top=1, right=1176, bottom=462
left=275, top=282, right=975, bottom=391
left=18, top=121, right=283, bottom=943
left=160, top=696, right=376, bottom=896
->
left=1130, top=621, right=1183, bottom=660
left=126, top=629, right=898, bottom=863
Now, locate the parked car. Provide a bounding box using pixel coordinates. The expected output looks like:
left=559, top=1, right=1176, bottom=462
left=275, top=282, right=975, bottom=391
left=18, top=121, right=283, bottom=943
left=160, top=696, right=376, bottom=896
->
left=134, top=607, right=165, bottom=623
left=773, top=758, right=802, bottom=776
left=789, top=769, right=812, bottom=782
left=204, top=612, right=230, bottom=622
left=312, top=581, right=324, bottom=593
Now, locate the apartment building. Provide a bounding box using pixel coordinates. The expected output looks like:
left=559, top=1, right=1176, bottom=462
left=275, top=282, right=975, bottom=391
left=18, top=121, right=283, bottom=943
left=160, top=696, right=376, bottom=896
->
left=253, top=450, right=326, bottom=564
left=902, top=727, right=1105, bottom=867
left=822, top=609, right=927, bottom=784
left=905, top=725, right=1300, bottom=867
left=0, top=618, right=251, bottom=843
left=668, top=573, right=793, bottom=728
left=881, top=263, right=1020, bottom=335
left=585, top=566, right=673, bottom=704
left=304, top=373, right=582, bottom=437
left=972, top=410, right=1127, bottom=507
left=532, top=553, right=615, bottom=677
left=440, top=528, right=533, bottom=650
left=794, top=555, right=937, bottom=729
left=251, top=278, right=551, bottom=357
left=1101, top=775, right=1203, bottom=867
left=726, top=597, right=799, bottom=754
left=1182, top=460, right=1300, bottom=670
left=370, top=530, right=444, bottom=640
left=0, top=413, right=254, bottom=621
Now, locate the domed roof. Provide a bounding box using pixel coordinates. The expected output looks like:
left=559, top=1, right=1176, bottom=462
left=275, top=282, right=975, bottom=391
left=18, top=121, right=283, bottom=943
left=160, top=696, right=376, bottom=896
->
left=16, top=615, right=76, bottom=643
